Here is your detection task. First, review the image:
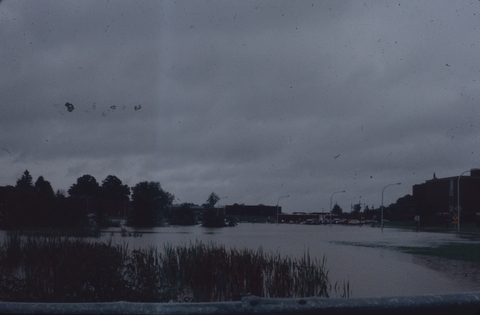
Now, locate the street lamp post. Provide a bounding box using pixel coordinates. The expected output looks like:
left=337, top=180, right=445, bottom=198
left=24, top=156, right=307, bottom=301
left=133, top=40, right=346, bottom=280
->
left=276, top=195, right=289, bottom=224
left=381, top=182, right=401, bottom=232
left=330, top=191, right=345, bottom=227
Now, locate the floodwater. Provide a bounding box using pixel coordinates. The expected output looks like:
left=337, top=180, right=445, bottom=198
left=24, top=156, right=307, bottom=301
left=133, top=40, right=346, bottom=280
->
left=103, top=223, right=480, bottom=298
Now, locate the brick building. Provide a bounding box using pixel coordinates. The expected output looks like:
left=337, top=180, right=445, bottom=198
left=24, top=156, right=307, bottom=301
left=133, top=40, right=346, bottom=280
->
left=412, top=169, right=480, bottom=222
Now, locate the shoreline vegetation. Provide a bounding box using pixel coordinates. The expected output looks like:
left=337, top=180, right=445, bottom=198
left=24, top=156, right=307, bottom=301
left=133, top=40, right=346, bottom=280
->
left=336, top=241, right=480, bottom=264
left=381, top=222, right=480, bottom=262
left=397, top=243, right=480, bottom=263
left=0, top=232, right=350, bottom=302
left=382, top=220, right=480, bottom=234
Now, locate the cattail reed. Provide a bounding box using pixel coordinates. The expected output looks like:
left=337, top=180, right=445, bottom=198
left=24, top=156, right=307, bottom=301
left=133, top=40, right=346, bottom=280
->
left=0, top=234, right=349, bottom=302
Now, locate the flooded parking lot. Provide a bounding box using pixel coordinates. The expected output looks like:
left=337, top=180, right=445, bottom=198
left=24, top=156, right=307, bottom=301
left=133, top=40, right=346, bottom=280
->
left=3, top=223, right=477, bottom=298
left=104, top=223, right=480, bottom=298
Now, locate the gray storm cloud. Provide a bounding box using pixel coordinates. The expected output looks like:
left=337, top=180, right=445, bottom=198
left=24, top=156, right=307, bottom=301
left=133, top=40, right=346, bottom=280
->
left=1, top=0, right=479, bottom=212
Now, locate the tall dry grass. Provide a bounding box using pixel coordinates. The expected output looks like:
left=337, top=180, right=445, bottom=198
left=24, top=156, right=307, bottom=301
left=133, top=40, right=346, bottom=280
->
left=0, top=234, right=349, bottom=302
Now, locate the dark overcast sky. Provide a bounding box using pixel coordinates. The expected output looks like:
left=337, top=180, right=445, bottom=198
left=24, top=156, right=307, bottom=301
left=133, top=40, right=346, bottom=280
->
left=1, top=1, right=480, bottom=212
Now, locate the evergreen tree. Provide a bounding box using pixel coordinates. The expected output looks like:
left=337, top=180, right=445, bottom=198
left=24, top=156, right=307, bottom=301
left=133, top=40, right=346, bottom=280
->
left=11, top=170, right=36, bottom=227
left=35, top=176, right=55, bottom=198
left=332, top=203, right=343, bottom=215
left=16, top=170, right=34, bottom=190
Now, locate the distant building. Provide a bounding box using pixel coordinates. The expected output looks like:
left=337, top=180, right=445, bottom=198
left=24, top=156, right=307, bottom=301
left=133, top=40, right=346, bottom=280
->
left=225, top=204, right=279, bottom=222
left=412, top=169, right=480, bottom=222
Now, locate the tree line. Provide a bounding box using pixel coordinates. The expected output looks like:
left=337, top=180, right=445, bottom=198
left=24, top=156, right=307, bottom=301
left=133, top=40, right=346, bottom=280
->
left=0, top=170, right=228, bottom=230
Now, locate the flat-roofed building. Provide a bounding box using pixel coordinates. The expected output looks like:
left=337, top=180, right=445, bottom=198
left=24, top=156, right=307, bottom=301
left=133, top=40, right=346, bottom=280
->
left=413, top=169, right=480, bottom=223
